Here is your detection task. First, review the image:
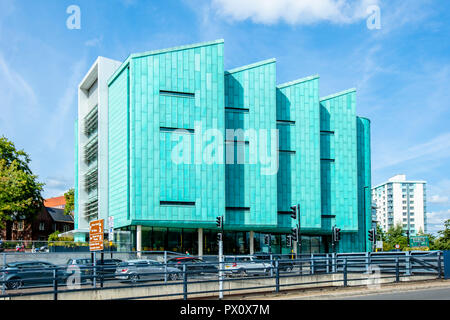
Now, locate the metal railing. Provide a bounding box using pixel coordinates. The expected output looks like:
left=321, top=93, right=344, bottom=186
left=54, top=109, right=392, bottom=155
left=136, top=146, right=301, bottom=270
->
left=0, top=250, right=444, bottom=300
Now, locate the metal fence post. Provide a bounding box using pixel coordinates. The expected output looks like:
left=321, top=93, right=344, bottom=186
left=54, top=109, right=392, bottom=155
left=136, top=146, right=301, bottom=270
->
left=270, top=254, right=274, bottom=277
left=310, top=254, right=314, bottom=275
left=406, top=251, right=411, bottom=276
left=53, top=268, right=58, bottom=301
left=343, top=258, right=348, bottom=287
left=275, top=260, right=280, bottom=293
left=332, top=253, right=336, bottom=273
left=438, top=252, right=442, bottom=279
left=365, top=252, right=369, bottom=273
left=164, top=251, right=168, bottom=283
left=395, top=257, right=400, bottom=283
left=183, top=264, right=187, bottom=300
left=93, top=252, right=97, bottom=288
left=2, top=253, right=6, bottom=295
left=326, top=254, right=330, bottom=274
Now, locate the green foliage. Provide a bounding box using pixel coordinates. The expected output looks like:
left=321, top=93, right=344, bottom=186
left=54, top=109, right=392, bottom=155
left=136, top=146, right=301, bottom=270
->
left=64, top=188, right=74, bottom=216
left=384, top=223, right=408, bottom=251
left=433, top=219, right=450, bottom=250
left=0, top=136, right=44, bottom=228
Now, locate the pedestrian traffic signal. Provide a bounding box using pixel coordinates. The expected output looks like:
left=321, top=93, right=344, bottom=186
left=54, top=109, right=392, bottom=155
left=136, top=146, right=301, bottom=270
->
left=264, top=234, right=271, bottom=245
left=286, top=235, right=292, bottom=247
left=216, top=216, right=223, bottom=229
left=290, top=205, right=297, bottom=220
left=291, top=228, right=298, bottom=242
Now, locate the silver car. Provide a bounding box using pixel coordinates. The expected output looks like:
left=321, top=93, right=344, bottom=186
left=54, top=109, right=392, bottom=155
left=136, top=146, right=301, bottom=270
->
left=114, top=259, right=182, bottom=283
left=223, top=256, right=272, bottom=277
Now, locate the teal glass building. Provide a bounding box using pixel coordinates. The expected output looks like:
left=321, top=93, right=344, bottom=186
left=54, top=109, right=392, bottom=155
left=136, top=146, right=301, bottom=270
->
left=74, top=39, right=372, bottom=255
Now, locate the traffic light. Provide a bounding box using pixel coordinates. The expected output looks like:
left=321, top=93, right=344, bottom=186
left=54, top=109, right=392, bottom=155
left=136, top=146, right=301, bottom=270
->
left=290, top=205, right=297, bottom=220
left=217, top=232, right=223, bottom=242
left=332, top=227, right=341, bottom=242
left=216, top=216, right=223, bottom=229
left=368, top=229, right=375, bottom=242
left=286, top=235, right=292, bottom=248
left=264, top=234, right=271, bottom=245
left=291, top=228, right=298, bottom=242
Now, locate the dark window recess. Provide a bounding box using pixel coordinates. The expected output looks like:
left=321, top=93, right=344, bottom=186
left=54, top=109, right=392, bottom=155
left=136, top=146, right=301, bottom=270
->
left=225, top=140, right=249, bottom=144
left=279, top=150, right=296, bottom=154
left=226, top=207, right=250, bottom=211
left=160, top=127, right=194, bottom=133
left=277, top=211, right=293, bottom=215
left=160, top=201, right=195, bottom=206
left=159, top=90, right=195, bottom=98
left=277, top=120, right=296, bottom=125
left=320, top=130, right=335, bottom=134
left=321, top=215, right=336, bottom=218
left=225, top=107, right=250, bottom=112
left=321, top=158, right=335, bottom=162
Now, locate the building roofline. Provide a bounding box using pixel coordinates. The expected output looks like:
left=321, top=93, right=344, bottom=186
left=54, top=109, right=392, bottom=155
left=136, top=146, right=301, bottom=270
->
left=225, top=58, right=276, bottom=75
left=277, top=74, right=320, bottom=89
left=372, top=180, right=427, bottom=189
left=357, top=116, right=371, bottom=122
left=130, top=39, right=224, bottom=60
left=320, top=88, right=356, bottom=102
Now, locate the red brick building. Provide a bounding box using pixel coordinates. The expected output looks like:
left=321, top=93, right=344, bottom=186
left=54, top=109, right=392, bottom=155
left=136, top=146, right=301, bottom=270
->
left=0, top=207, right=74, bottom=241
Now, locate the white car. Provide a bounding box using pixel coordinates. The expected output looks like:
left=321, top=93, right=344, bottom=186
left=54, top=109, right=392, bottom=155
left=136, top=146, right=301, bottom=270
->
left=223, top=256, right=272, bottom=277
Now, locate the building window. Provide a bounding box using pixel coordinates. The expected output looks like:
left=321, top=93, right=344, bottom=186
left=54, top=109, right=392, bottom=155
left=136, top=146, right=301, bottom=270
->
left=17, top=221, right=24, bottom=231
left=63, top=225, right=70, bottom=232
left=39, top=223, right=45, bottom=231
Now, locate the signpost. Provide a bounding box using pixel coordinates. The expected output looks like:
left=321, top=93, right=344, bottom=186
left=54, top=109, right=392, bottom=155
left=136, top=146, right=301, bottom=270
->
left=89, top=219, right=104, bottom=252
left=409, top=236, right=429, bottom=248
left=108, top=216, right=114, bottom=242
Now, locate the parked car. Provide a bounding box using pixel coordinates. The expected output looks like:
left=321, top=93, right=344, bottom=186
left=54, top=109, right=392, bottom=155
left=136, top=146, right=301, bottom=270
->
left=95, top=259, right=123, bottom=280
left=2, top=261, right=67, bottom=290
left=36, top=245, right=49, bottom=253
left=115, top=259, right=182, bottom=283
left=253, top=253, right=295, bottom=272
left=167, top=257, right=218, bottom=275
left=223, top=256, right=272, bottom=277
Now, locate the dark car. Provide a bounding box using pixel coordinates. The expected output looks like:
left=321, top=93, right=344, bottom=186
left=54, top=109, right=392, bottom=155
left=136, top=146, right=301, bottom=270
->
left=95, top=259, right=123, bottom=280
left=2, top=261, right=67, bottom=290
left=253, top=253, right=295, bottom=272
left=167, top=257, right=218, bottom=275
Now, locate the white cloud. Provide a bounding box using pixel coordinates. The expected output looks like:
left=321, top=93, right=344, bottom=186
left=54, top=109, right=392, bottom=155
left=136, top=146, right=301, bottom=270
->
left=211, top=0, right=379, bottom=25
left=374, top=132, right=450, bottom=170
left=429, top=195, right=449, bottom=205
left=427, top=209, right=450, bottom=234
left=85, top=36, right=103, bottom=47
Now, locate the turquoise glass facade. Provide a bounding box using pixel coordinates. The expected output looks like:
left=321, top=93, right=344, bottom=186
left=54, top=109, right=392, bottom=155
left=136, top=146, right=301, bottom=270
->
left=74, top=39, right=372, bottom=253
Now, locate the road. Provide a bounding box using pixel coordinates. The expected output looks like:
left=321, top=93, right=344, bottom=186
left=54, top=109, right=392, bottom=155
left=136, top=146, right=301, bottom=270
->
left=339, top=286, right=450, bottom=300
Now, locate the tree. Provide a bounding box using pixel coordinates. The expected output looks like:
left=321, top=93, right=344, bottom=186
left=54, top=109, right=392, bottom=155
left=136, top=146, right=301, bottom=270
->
left=64, top=188, right=74, bottom=216
left=0, top=136, right=44, bottom=228
left=433, top=219, right=450, bottom=250
left=376, top=224, right=386, bottom=242
left=384, top=223, right=408, bottom=251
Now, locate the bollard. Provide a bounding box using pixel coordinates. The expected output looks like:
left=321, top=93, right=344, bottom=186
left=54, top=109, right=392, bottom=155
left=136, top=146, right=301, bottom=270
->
left=183, top=264, right=188, bottom=300
left=395, top=257, right=400, bottom=282
left=275, top=260, right=280, bottom=293
left=343, top=258, right=348, bottom=287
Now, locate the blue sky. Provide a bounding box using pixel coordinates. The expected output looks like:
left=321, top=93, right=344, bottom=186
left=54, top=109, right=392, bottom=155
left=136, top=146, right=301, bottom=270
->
left=0, top=0, right=449, bottom=234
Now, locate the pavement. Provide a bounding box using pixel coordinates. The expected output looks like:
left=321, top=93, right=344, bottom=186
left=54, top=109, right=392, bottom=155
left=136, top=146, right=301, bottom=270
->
left=234, top=279, right=450, bottom=300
